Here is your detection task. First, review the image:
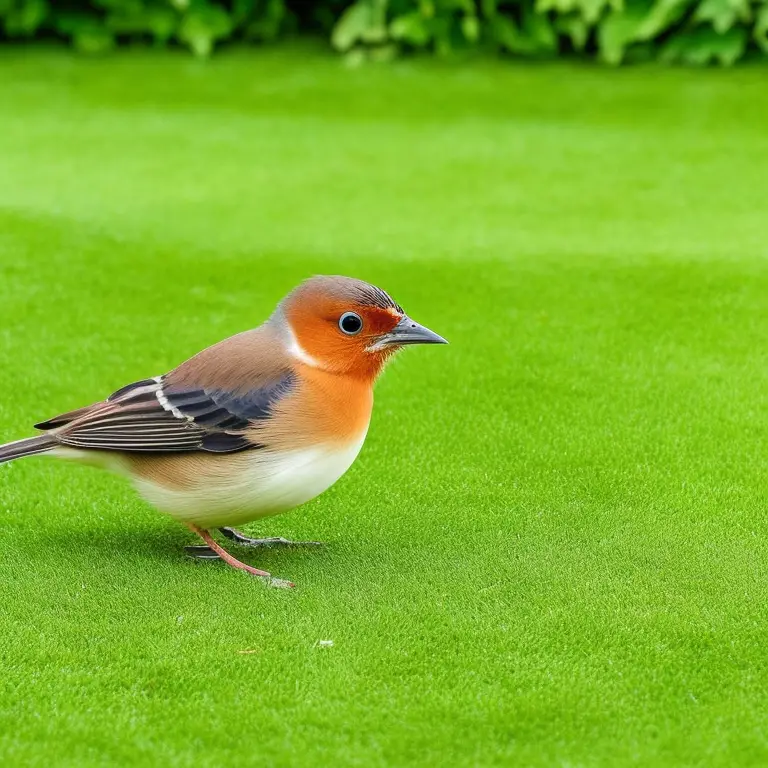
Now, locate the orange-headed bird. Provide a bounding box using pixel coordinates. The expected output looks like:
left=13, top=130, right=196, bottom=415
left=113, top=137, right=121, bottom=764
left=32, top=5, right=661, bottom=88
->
left=0, top=276, right=447, bottom=586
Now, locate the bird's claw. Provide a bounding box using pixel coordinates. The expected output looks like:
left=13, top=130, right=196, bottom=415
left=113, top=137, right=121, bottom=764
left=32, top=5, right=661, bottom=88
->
left=185, top=545, right=294, bottom=587
left=245, top=537, right=323, bottom=548
left=184, top=545, right=219, bottom=559
left=219, top=528, right=324, bottom=548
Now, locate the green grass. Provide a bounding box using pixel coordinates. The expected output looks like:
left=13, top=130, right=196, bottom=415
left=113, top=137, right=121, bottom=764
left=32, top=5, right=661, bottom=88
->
left=1, top=45, right=768, bottom=767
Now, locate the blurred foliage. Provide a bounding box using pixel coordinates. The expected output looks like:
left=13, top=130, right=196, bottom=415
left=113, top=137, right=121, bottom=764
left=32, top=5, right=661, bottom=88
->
left=1, top=0, right=767, bottom=63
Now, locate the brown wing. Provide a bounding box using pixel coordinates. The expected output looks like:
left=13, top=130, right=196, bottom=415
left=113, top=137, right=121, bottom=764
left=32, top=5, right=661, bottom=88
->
left=35, top=378, right=159, bottom=430
left=35, top=327, right=296, bottom=454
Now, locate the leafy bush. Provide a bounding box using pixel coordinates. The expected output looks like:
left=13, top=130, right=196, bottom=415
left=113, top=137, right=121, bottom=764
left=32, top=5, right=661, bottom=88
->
left=1, top=0, right=767, bottom=64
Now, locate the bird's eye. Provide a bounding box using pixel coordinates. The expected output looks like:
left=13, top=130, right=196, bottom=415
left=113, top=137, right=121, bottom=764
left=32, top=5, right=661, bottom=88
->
left=339, top=311, right=363, bottom=336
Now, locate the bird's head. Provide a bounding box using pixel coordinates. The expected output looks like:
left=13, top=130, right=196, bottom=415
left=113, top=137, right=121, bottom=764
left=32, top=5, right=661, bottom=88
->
left=275, top=276, right=447, bottom=379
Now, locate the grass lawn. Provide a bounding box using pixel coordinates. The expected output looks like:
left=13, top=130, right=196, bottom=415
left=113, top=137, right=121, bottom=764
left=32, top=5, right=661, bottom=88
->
left=1, top=45, right=768, bottom=767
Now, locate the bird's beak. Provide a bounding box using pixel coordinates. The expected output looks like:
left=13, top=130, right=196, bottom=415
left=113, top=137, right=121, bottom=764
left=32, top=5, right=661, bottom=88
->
left=369, top=315, right=449, bottom=351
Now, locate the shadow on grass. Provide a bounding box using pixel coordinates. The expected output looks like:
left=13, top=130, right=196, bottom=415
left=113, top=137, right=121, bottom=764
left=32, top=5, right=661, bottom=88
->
left=11, top=522, right=334, bottom=579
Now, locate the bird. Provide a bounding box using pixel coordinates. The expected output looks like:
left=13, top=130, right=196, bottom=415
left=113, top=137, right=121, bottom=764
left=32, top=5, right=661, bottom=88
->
left=0, top=276, right=447, bottom=586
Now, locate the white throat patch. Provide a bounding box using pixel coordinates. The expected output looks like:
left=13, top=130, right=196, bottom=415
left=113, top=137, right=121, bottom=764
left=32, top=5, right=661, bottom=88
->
left=285, top=323, right=324, bottom=369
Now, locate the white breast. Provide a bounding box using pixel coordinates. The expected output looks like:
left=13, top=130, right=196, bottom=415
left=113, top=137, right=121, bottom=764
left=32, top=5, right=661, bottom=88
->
left=130, top=433, right=368, bottom=528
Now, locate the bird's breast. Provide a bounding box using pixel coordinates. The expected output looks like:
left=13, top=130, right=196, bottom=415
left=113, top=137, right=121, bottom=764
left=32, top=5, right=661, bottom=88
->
left=129, top=431, right=368, bottom=528
left=121, top=369, right=375, bottom=527
left=254, top=367, right=374, bottom=450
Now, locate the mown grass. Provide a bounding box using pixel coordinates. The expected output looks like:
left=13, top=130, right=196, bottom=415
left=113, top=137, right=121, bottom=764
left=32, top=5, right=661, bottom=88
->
left=1, top=45, right=768, bottom=767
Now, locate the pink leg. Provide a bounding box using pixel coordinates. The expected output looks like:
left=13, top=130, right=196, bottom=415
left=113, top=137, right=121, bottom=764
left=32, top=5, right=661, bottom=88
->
left=187, top=524, right=293, bottom=586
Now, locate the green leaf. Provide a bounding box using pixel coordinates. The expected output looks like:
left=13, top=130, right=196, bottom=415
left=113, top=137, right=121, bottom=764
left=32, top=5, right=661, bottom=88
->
left=431, top=14, right=452, bottom=55
left=74, top=27, right=116, bottom=54
left=694, top=0, right=750, bottom=34
left=245, top=0, right=287, bottom=41
left=598, top=0, right=652, bottom=64
left=390, top=10, right=431, bottom=45
left=91, top=0, right=141, bottom=8
left=231, top=0, right=257, bottom=24
left=522, top=10, right=558, bottom=51
left=331, top=1, right=372, bottom=51
left=54, top=11, right=96, bottom=34
left=418, top=0, right=435, bottom=16
left=360, top=24, right=388, bottom=42
left=536, top=0, right=578, bottom=13
left=368, top=42, right=399, bottom=61
left=661, top=25, right=747, bottom=65
left=461, top=13, right=480, bottom=42
left=703, top=26, right=747, bottom=65
left=54, top=11, right=116, bottom=53
left=578, top=0, right=617, bottom=24
left=624, top=40, right=655, bottom=60
left=361, top=0, right=387, bottom=43
left=554, top=13, right=589, bottom=49
left=636, top=0, right=690, bottom=40
left=3, top=0, right=49, bottom=36
left=147, top=7, right=178, bottom=41
left=177, top=3, right=232, bottom=57
left=489, top=9, right=559, bottom=55
left=755, top=5, right=768, bottom=52
left=371, top=0, right=388, bottom=24
left=106, top=5, right=178, bottom=42
left=490, top=14, right=538, bottom=54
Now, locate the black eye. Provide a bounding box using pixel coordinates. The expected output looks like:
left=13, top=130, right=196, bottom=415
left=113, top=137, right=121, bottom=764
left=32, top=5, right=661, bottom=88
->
left=339, top=311, right=363, bottom=336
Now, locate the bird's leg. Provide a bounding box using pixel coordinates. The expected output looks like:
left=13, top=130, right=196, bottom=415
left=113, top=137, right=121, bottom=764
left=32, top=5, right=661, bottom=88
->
left=185, top=523, right=294, bottom=587
left=219, top=526, right=323, bottom=548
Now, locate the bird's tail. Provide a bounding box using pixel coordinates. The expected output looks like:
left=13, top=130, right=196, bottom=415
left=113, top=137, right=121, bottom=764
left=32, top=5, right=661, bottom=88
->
left=0, top=435, right=56, bottom=465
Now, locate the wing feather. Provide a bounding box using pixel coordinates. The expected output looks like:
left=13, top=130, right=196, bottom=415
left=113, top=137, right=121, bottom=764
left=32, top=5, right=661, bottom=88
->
left=36, top=326, right=296, bottom=455
left=44, top=371, right=295, bottom=455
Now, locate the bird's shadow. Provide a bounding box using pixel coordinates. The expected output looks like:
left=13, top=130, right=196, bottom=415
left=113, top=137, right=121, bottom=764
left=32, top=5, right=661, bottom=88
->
left=16, top=522, right=331, bottom=575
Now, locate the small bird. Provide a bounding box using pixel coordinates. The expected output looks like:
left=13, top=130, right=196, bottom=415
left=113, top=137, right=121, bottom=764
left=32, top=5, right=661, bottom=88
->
left=0, top=276, right=447, bottom=585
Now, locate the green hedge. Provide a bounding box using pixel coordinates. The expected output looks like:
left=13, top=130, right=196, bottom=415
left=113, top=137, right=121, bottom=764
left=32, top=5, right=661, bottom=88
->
left=1, top=0, right=767, bottom=64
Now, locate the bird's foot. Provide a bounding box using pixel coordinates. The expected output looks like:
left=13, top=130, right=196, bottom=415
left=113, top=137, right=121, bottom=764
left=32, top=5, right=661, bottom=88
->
left=185, top=545, right=220, bottom=560
left=219, top=527, right=324, bottom=548
left=185, top=524, right=294, bottom=588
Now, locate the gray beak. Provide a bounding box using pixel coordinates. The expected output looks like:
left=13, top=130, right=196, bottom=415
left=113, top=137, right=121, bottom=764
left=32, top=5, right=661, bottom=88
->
left=370, top=315, right=449, bottom=350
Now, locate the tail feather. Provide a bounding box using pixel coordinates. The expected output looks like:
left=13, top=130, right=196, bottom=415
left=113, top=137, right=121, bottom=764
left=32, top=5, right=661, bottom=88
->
left=0, top=435, right=56, bottom=464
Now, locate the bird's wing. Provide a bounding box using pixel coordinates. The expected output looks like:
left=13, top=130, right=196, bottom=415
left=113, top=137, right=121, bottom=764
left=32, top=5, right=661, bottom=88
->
left=34, top=378, right=159, bottom=430
left=35, top=328, right=297, bottom=455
